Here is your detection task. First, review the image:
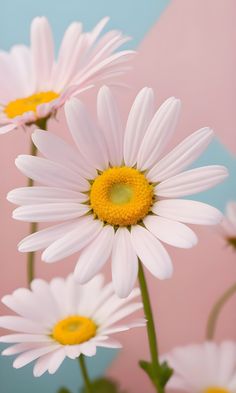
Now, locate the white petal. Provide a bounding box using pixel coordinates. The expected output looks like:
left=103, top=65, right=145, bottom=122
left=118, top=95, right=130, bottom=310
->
left=0, top=123, right=17, bottom=134
left=7, top=186, right=87, bottom=205
left=101, top=302, right=143, bottom=328
left=0, top=334, right=52, bottom=343
left=2, top=343, right=41, bottom=356
left=95, top=338, right=122, bottom=349
left=33, top=351, right=56, bottom=377
left=42, top=216, right=103, bottom=263
left=0, top=316, right=45, bottom=334
left=131, top=225, right=173, bottom=279
left=112, top=228, right=138, bottom=298
left=97, top=86, right=123, bottom=166
left=75, top=225, right=114, bottom=283
left=144, top=215, right=198, bottom=248
left=137, top=97, right=181, bottom=170
left=18, top=220, right=82, bottom=252
left=48, top=348, right=66, bottom=374
left=124, top=87, right=154, bottom=167
left=152, top=199, right=223, bottom=225
left=148, top=127, right=214, bottom=182
left=15, top=155, right=89, bottom=191
left=13, top=203, right=88, bottom=222
left=13, top=344, right=59, bottom=369
left=31, top=17, right=54, bottom=90
left=226, top=202, right=236, bottom=227
left=79, top=342, right=97, bottom=357
left=156, top=166, right=228, bottom=198
left=65, top=98, right=108, bottom=170
left=32, top=130, right=96, bottom=179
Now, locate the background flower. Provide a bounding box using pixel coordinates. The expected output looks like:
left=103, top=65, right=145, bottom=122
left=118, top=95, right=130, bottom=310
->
left=8, top=87, right=228, bottom=297
left=0, top=274, right=144, bottom=377
left=0, top=16, right=134, bottom=134
left=220, top=202, right=236, bottom=250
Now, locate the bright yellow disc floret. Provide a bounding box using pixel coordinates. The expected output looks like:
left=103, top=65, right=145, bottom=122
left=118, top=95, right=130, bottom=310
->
left=90, top=166, right=154, bottom=226
left=204, top=388, right=230, bottom=393
left=52, top=315, right=97, bottom=345
left=4, top=91, right=59, bottom=119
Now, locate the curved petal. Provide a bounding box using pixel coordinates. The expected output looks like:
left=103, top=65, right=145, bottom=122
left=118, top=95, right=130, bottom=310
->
left=152, top=199, right=223, bottom=225
left=144, top=215, right=198, bottom=249
left=226, top=202, right=236, bottom=227
left=137, top=97, right=181, bottom=171
left=155, top=166, right=228, bottom=198
left=147, top=127, right=214, bottom=182
left=111, top=228, right=138, bottom=298
left=124, top=87, right=154, bottom=167
left=13, top=345, right=59, bottom=369
left=0, top=123, right=17, bottom=134
left=97, top=86, right=123, bottom=166
left=131, top=225, right=173, bottom=279
left=75, top=225, right=114, bottom=284
left=65, top=98, right=108, bottom=171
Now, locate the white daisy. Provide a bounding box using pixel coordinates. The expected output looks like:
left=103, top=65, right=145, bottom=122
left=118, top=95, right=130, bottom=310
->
left=0, top=16, right=134, bottom=134
left=162, top=341, right=236, bottom=393
left=0, top=274, right=144, bottom=377
left=220, top=202, right=236, bottom=250
left=8, top=87, right=228, bottom=297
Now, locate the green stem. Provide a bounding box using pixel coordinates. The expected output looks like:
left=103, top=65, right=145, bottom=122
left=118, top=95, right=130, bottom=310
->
left=206, top=282, right=236, bottom=340
left=138, top=261, right=164, bottom=393
left=27, top=117, right=47, bottom=286
left=78, top=355, right=93, bottom=393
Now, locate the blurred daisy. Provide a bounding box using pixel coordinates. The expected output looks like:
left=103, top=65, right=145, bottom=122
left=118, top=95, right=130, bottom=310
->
left=8, top=87, right=228, bottom=297
left=0, top=16, right=134, bottom=134
left=162, top=341, right=236, bottom=393
left=0, top=274, right=144, bottom=377
left=220, top=201, right=236, bottom=250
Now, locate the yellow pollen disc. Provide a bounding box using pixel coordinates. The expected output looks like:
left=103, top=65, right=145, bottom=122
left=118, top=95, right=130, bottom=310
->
left=90, top=166, right=154, bottom=226
left=204, top=387, right=230, bottom=393
left=4, top=91, right=59, bottom=119
left=52, top=315, right=97, bottom=345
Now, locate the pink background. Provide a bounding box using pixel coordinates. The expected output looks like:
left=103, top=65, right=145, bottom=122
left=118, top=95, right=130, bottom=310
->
left=0, top=1, right=236, bottom=392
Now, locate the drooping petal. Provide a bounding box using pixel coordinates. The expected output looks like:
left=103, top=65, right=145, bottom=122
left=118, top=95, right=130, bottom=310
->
left=124, top=87, right=154, bottom=167
left=137, top=97, right=181, bottom=171
left=13, top=345, right=59, bottom=369
left=111, top=228, right=138, bottom=298
left=144, top=215, right=198, bottom=248
left=155, top=166, right=228, bottom=198
left=147, top=127, right=214, bottom=182
left=131, top=225, right=173, bottom=279
left=152, top=199, right=223, bottom=225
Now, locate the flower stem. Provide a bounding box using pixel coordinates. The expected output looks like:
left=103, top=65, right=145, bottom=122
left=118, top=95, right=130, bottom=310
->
left=27, top=117, right=47, bottom=286
left=206, top=282, right=236, bottom=340
left=138, top=261, right=165, bottom=393
left=78, top=355, right=93, bottom=393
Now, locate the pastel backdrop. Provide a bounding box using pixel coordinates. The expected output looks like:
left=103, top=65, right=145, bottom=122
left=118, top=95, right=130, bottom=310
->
left=0, top=1, right=235, bottom=392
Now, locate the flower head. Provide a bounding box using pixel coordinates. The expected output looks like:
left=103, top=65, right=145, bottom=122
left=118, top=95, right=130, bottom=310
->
left=8, top=87, right=228, bottom=297
left=0, top=274, right=144, bottom=376
left=162, top=341, right=236, bottom=393
left=0, top=17, right=134, bottom=134
left=220, top=202, right=236, bottom=250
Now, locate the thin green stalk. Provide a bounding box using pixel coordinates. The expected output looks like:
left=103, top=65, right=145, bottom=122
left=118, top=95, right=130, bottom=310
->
left=206, top=282, right=236, bottom=340
left=27, top=117, right=47, bottom=286
left=78, top=355, right=93, bottom=393
left=138, top=261, right=165, bottom=393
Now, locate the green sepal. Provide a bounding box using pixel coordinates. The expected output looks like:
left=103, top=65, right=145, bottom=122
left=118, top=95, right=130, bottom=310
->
left=79, top=377, right=127, bottom=393
left=139, top=359, right=173, bottom=389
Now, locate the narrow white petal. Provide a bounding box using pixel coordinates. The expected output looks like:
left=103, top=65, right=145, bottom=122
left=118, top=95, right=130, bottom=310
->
left=18, top=220, right=81, bottom=252
left=144, top=215, right=198, bottom=248
left=0, top=123, right=17, bottom=134
left=0, top=316, right=45, bottom=334
left=42, top=216, right=103, bottom=263
left=112, top=228, right=138, bottom=298
left=137, top=97, right=181, bottom=170
left=156, top=166, right=228, bottom=198
left=95, top=338, right=122, bottom=349
left=124, top=87, right=154, bottom=167
left=0, top=334, right=52, bottom=343
left=79, top=342, right=97, bottom=357
left=15, top=155, right=89, bottom=192
left=75, top=225, right=114, bottom=283
left=147, top=127, right=214, bottom=182
left=2, top=343, right=41, bottom=356
left=13, top=203, right=88, bottom=222
left=226, top=202, right=236, bottom=227
left=48, top=348, right=66, bottom=374
left=131, top=225, right=173, bottom=279
left=65, top=98, right=108, bottom=170
left=97, top=86, right=123, bottom=166
left=152, top=199, right=223, bottom=225
left=13, top=345, right=59, bottom=369
left=33, top=351, right=56, bottom=377
left=101, top=303, right=143, bottom=328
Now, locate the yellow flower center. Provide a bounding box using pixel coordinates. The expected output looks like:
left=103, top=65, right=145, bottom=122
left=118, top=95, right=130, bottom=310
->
left=52, top=315, right=97, bottom=345
left=4, top=91, right=59, bottom=119
left=204, top=387, right=230, bottom=393
left=90, top=166, right=154, bottom=226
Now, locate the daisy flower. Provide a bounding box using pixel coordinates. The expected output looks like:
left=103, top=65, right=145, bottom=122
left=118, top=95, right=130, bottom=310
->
left=0, top=16, right=134, bottom=134
left=8, top=87, right=228, bottom=297
left=220, top=201, right=236, bottom=250
left=0, top=274, right=144, bottom=377
left=162, top=341, right=236, bottom=393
